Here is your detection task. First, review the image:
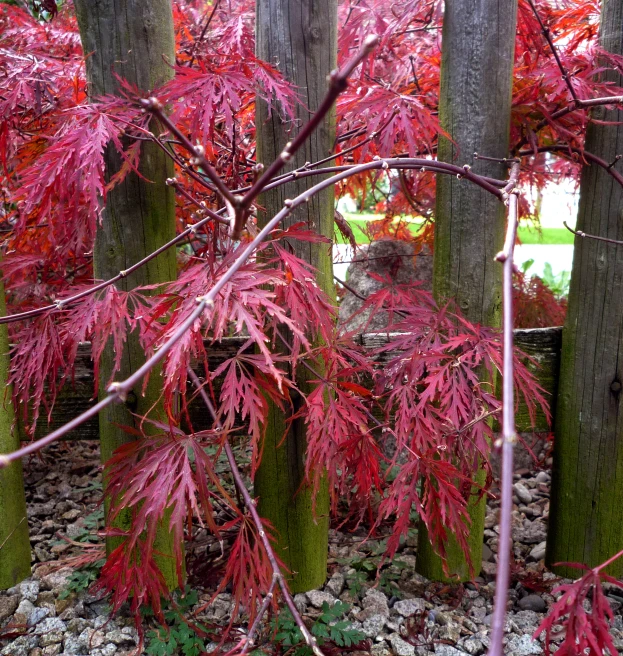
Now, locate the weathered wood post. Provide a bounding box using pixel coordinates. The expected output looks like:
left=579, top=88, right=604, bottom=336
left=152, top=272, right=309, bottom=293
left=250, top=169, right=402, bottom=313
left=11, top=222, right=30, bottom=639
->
left=416, top=0, right=518, bottom=581
left=73, top=0, right=179, bottom=588
left=547, top=0, right=623, bottom=577
left=254, top=0, right=337, bottom=592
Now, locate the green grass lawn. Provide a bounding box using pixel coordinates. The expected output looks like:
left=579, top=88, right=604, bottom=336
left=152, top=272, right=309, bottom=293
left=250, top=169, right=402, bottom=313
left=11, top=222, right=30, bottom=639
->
left=336, top=213, right=575, bottom=245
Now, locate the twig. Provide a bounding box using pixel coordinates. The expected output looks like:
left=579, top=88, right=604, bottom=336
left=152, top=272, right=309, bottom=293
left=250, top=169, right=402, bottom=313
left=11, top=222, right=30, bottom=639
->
left=489, top=162, right=521, bottom=656
left=526, top=0, right=580, bottom=105
left=0, top=517, right=26, bottom=552
left=233, top=35, right=380, bottom=238
left=187, top=368, right=324, bottom=656
left=563, top=220, right=623, bottom=246
left=187, top=0, right=221, bottom=68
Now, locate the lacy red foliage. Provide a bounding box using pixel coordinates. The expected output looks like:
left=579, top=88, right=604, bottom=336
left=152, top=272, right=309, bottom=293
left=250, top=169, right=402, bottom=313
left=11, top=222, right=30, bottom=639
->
left=1, top=0, right=621, bottom=650
left=534, top=556, right=623, bottom=656
left=513, top=270, right=568, bottom=328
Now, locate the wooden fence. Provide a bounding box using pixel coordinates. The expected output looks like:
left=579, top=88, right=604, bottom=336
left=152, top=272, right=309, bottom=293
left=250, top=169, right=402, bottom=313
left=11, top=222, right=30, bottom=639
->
left=20, top=326, right=562, bottom=442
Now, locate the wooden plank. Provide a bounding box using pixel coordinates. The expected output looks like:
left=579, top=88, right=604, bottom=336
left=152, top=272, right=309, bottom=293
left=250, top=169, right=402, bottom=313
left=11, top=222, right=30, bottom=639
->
left=22, top=327, right=562, bottom=441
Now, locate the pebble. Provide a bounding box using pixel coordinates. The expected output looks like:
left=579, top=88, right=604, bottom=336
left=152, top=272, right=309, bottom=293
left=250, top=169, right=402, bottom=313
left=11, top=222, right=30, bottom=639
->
left=306, top=590, right=337, bottom=608
left=325, top=572, right=345, bottom=597
left=0, top=596, right=19, bottom=623
left=506, top=634, right=543, bottom=655
left=393, top=598, right=425, bottom=617
left=388, top=633, right=415, bottom=656
left=362, top=613, right=386, bottom=637
left=513, top=483, right=532, bottom=504
left=528, top=541, right=546, bottom=561
left=517, top=594, right=547, bottom=613
left=19, top=581, right=40, bottom=603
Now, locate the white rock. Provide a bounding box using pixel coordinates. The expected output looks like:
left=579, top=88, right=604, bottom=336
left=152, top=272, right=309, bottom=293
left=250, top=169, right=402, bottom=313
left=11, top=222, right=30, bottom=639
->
left=362, top=613, right=386, bottom=638
left=19, top=580, right=40, bottom=602
left=506, top=634, right=543, bottom=655
left=529, top=542, right=546, bottom=561
left=325, top=572, right=345, bottom=597
left=388, top=633, right=415, bottom=656
left=34, top=617, right=66, bottom=635
left=306, top=590, right=337, bottom=608
left=513, top=483, right=532, bottom=504
left=363, top=588, right=390, bottom=617
left=393, top=598, right=425, bottom=617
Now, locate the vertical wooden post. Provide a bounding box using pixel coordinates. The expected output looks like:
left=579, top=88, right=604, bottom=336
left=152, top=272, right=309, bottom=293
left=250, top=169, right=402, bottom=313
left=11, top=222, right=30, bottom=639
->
left=73, top=0, right=179, bottom=588
left=416, top=0, right=518, bottom=581
left=547, top=0, right=623, bottom=577
left=0, top=266, right=30, bottom=589
left=254, top=0, right=337, bottom=592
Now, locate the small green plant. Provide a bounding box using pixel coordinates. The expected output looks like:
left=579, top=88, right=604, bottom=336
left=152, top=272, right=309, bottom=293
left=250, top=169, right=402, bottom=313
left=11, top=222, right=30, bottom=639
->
left=275, top=601, right=366, bottom=656
left=72, top=508, right=104, bottom=543
left=59, top=558, right=106, bottom=599
left=145, top=588, right=206, bottom=656
left=541, top=262, right=571, bottom=299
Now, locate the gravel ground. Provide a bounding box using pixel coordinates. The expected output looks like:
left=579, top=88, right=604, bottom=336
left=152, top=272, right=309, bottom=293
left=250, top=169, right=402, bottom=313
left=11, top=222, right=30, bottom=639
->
left=1, top=441, right=622, bottom=656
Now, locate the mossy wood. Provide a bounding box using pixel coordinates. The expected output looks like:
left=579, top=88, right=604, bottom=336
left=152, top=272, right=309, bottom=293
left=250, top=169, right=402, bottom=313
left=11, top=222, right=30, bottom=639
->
left=547, top=0, right=623, bottom=578
left=419, top=0, right=519, bottom=581
left=73, top=0, right=179, bottom=588
left=0, top=271, right=31, bottom=589
left=253, top=0, right=337, bottom=593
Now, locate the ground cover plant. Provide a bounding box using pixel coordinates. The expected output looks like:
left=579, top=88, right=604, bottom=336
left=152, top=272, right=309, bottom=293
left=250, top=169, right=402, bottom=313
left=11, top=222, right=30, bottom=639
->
left=2, top=1, right=623, bottom=656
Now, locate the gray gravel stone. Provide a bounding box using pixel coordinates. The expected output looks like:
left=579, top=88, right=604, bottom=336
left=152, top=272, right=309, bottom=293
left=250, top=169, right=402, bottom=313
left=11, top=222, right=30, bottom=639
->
left=513, top=483, right=532, bottom=504
left=388, top=633, right=415, bottom=656
left=506, top=634, right=543, bottom=655
left=362, top=588, right=390, bottom=618
left=393, top=598, right=425, bottom=617
left=528, top=542, right=546, bottom=561
left=512, top=610, right=541, bottom=632
left=371, top=643, right=392, bottom=656
left=514, top=522, right=547, bottom=545
left=517, top=595, right=546, bottom=613
left=1, top=635, right=39, bottom=656
left=35, top=618, right=66, bottom=635
left=362, top=613, right=386, bottom=638
left=28, top=606, right=51, bottom=627
left=104, top=630, right=136, bottom=647
left=90, top=644, right=117, bottom=656
left=325, top=572, right=345, bottom=597
left=434, top=645, right=469, bottom=656
left=462, top=638, right=484, bottom=655
left=306, top=590, right=337, bottom=608
left=0, top=595, right=19, bottom=623
left=19, top=581, right=40, bottom=602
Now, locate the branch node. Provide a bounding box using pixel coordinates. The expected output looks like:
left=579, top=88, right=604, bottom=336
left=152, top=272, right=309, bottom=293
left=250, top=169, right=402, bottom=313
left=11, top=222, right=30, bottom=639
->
left=107, top=382, right=127, bottom=402
left=118, top=269, right=128, bottom=278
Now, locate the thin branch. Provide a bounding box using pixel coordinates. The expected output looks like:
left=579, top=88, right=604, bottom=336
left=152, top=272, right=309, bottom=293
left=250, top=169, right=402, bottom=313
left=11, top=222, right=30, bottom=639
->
left=233, top=35, right=380, bottom=237
left=187, top=0, right=221, bottom=68
left=187, top=368, right=324, bottom=656
left=563, top=220, right=623, bottom=246
left=142, top=97, right=238, bottom=208
left=488, top=162, right=521, bottom=656
left=526, top=0, right=580, bottom=105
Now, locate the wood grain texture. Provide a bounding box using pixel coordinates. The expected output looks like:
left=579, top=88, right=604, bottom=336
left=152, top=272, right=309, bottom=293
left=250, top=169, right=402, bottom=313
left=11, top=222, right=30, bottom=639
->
left=73, top=0, right=178, bottom=586
left=419, top=0, right=518, bottom=582
left=547, top=0, right=623, bottom=577
left=0, top=267, right=30, bottom=589
left=253, top=0, right=337, bottom=593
